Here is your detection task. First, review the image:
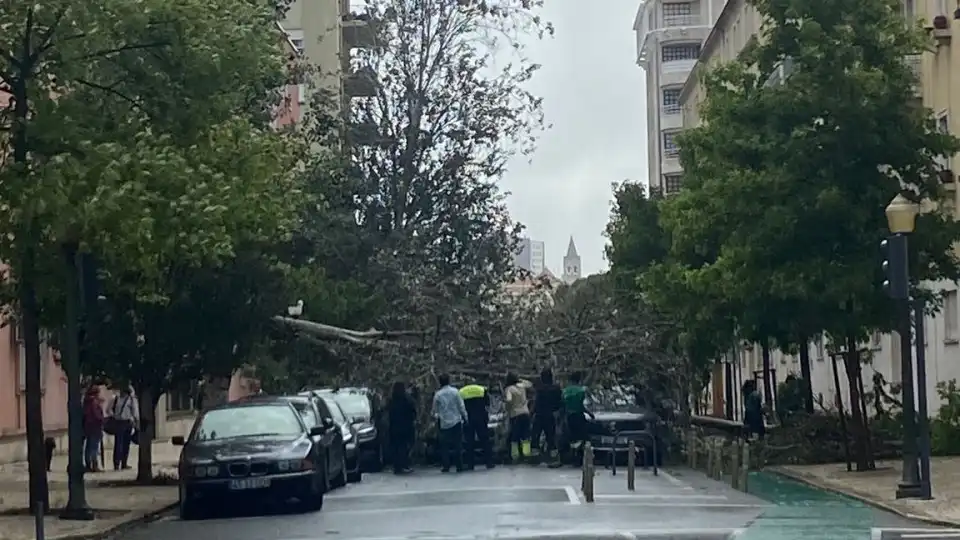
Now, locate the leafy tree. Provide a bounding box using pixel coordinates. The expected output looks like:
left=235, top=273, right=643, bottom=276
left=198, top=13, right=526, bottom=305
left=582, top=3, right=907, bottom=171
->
left=0, top=0, right=302, bottom=500
left=665, top=0, right=960, bottom=469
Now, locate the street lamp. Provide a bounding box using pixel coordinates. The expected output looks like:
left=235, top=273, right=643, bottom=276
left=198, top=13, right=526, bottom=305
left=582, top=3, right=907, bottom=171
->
left=882, top=194, right=924, bottom=499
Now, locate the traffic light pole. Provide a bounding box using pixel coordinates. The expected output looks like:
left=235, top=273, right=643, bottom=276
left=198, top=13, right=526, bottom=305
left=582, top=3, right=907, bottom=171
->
left=914, top=298, right=932, bottom=500
left=885, top=233, right=922, bottom=498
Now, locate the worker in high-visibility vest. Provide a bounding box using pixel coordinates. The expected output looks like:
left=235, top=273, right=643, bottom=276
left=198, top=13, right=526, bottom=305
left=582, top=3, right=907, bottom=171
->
left=459, top=383, right=494, bottom=469
left=505, top=373, right=533, bottom=463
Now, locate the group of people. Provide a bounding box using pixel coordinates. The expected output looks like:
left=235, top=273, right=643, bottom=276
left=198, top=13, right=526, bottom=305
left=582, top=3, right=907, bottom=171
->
left=385, top=368, right=593, bottom=474
left=81, top=384, right=141, bottom=472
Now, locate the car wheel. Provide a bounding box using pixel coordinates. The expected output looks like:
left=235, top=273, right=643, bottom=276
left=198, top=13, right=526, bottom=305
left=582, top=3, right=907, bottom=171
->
left=331, top=454, right=348, bottom=488
left=300, top=468, right=325, bottom=512
left=179, top=486, right=203, bottom=521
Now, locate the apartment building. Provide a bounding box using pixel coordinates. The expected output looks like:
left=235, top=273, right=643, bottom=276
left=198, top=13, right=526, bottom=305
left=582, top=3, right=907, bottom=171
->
left=686, top=0, right=960, bottom=419
left=281, top=0, right=377, bottom=124
left=514, top=237, right=546, bottom=276
left=633, top=0, right=727, bottom=195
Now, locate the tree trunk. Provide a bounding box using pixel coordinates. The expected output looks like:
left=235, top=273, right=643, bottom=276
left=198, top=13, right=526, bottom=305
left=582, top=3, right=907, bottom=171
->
left=798, top=336, right=814, bottom=414
left=761, top=340, right=773, bottom=411
left=844, top=336, right=871, bottom=471
left=135, top=386, right=156, bottom=484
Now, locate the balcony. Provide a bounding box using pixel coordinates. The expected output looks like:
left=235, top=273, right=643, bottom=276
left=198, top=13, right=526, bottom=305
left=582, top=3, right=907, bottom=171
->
left=342, top=13, right=380, bottom=49
left=662, top=14, right=701, bottom=27
left=343, top=67, right=377, bottom=98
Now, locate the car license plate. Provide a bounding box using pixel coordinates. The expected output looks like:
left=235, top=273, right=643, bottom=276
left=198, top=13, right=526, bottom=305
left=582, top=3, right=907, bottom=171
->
left=228, top=477, right=271, bottom=490
left=600, top=436, right=617, bottom=444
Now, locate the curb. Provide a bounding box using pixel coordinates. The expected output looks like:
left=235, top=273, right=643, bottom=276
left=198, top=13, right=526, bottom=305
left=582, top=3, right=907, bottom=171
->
left=49, top=502, right=177, bottom=540
left=768, top=467, right=960, bottom=529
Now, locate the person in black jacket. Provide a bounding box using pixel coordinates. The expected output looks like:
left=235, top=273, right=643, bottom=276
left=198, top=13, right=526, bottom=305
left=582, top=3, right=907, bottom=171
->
left=531, top=368, right=563, bottom=467
left=388, top=381, right=417, bottom=474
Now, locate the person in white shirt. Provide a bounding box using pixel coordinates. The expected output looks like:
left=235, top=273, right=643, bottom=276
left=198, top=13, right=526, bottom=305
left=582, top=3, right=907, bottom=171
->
left=504, top=373, right=533, bottom=463
left=107, top=387, right=139, bottom=470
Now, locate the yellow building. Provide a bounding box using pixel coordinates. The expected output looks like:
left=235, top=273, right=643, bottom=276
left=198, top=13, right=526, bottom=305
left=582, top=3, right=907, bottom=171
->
left=684, top=2, right=960, bottom=420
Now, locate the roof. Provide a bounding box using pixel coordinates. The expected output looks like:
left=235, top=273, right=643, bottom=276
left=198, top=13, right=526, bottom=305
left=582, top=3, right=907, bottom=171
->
left=564, top=236, right=579, bottom=258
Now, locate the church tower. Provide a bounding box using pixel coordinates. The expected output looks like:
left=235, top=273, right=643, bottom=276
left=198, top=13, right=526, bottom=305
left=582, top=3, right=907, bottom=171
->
left=562, top=236, right=581, bottom=284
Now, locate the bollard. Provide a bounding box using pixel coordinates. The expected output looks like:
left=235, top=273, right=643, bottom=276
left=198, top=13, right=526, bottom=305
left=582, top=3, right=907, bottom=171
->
left=627, top=440, right=636, bottom=491
left=689, top=432, right=698, bottom=470
left=583, top=442, right=595, bottom=503
left=730, top=440, right=742, bottom=490
left=34, top=501, right=45, bottom=540
left=706, top=439, right=715, bottom=477
left=739, top=442, right=750, bottom=492
left=610, top=434, right=617, bottom=476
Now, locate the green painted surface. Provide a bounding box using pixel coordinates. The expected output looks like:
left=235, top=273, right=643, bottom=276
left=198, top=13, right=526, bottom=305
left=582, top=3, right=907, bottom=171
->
left=741, top=471, right=882, bottom=540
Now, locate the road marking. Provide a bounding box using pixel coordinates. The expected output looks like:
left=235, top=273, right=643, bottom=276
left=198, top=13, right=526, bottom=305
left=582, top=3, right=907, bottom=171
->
left=325, top=485, right=565, bottom=499
left=903, top=534, right=960, bottom=539
left=564, top=485, right=581, bottom=504
left=659, top=469, right=689, bottom=487
left=594, top=493, right=728, bottom=500
left=337, top=529, right=747, bottom=540
left=871, top=529, right=960, bottom=540
left=588, top=501, right=769, bottom=508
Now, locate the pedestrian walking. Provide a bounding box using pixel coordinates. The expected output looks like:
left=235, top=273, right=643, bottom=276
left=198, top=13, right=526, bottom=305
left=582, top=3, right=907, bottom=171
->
left=504, top=373, right=532, bottom=464
left=106, top=386, right=139, bottom=470
left=561, top=371, right=594, bottom=465
left=459, top=380, right=494, bottom=470
left=388, top=381, right=416, bottom=474
left=531, top=368, right=562, bottom=467
left=432, top=373, right=467, bottom=472
left=742, top=379, right=765, bottom=440
left=82, top=386, right=104, bottom=472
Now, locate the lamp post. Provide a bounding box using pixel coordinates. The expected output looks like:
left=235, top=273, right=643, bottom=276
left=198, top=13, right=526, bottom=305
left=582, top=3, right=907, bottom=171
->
left=882, top=194, right=923, bottom=499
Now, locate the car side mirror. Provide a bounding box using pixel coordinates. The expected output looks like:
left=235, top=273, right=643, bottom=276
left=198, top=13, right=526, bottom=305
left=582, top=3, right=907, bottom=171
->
left=171, top=436, right=185, bottom=446
left=309, top=426, right=325, bottom=437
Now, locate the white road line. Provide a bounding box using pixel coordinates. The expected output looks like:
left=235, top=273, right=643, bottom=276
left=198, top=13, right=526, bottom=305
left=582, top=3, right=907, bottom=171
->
left=564, top=485, right=581, bottom=504
left=658, top=469, right=689, bottom=487
left=594, top=493, right=728, bottom=500
left=325, top=486, right=567, bottom=499
left=337, top=529, right=747, bottom=540
left=588, top=501, right=769, bottom=508
left=321, top=501, right=768, bottom=515
left=903, top=534, right=960, bottom=539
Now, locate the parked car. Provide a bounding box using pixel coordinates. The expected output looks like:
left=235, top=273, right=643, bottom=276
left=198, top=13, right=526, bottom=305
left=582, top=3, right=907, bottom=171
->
left=171, top=397, right=331, bottom=520
left=581, top=387, right=663, bottom=467
left=326, top=387, right=386, bottom=471
left=301, top=389, right=362, bottom=482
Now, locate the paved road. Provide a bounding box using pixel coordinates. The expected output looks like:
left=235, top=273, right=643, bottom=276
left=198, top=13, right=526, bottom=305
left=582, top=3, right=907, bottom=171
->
left=118, top=465, right=955, bottom=540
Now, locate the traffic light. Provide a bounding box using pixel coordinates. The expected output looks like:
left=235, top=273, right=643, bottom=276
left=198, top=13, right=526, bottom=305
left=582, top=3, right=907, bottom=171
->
left=881, top=235, right=909, bottom=300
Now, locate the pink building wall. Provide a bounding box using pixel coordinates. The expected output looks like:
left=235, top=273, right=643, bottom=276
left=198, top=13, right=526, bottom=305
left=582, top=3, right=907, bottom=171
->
left=0, top=324, right=69, bottom=436
left=272, top=83, right=301, bottom=129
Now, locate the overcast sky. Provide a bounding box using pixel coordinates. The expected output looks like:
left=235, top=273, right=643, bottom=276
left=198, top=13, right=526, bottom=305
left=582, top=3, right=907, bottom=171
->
left=499, top=0, right=649, bottom=276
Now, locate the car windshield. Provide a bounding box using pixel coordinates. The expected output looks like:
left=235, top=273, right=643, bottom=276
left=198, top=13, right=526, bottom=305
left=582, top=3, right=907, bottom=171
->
left=321, top=396, right=347, bottom=424
left=334, top=392, right=371, bottom=419
left=191, top=404, right=303, bottom=442
left=585, top=388, right=640, bottom=411
left=286, top=399, right=319, bottom=428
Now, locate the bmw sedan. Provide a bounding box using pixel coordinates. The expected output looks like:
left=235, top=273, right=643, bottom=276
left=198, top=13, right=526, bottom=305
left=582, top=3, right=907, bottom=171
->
left=172, top=398, right=332, bottom=519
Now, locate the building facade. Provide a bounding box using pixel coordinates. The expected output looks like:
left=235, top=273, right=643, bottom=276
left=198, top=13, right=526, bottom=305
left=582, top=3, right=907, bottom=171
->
left=685, top=0, right=960, bottom=418
left=281, top=0, right=377, bottom=124
left=634, top=0, right=727, bottom=195
left=514, top=237, right=546, bottom=275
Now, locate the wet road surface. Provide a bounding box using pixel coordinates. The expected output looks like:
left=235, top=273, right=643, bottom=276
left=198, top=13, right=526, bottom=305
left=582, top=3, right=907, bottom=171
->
left=118, top=465, right=957, bottom=540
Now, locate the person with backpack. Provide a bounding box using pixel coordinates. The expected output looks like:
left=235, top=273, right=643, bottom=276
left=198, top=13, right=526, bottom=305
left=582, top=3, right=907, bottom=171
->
left=82, top=385, right=105, bottom=472
left=106, top=386, right=139, bottom=470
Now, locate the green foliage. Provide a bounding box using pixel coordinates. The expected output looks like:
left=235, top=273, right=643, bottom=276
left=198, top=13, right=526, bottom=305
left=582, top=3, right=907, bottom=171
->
left=667, top=0, right=960, bottom=348
left=932, top=380, right=960, bottom=455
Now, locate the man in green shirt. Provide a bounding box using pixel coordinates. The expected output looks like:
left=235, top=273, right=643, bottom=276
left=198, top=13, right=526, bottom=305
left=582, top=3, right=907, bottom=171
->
left=561, top=371, right=594, bottom=458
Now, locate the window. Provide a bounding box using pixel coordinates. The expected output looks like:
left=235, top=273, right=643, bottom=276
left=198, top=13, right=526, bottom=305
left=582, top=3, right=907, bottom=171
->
left=946, top=290, right=958, bottom=342
left=662, top=44, right=701, bottom=63
left=662, top=131, right=680, bottom=156
left=663, top=174, right=682, bottom=194
left=814, top=335, right=825, bottom=361
left=902, top=0, right=915, bottom=22
left=937, top=113, right=950, bottom=168
left=663, top=2, right=694, bottom=26
left=870, top=331, right=882, bottom=350
left=290, top=38, right=304, bottom=54
left=167, top=381, right=199, bottom=412
left=662, top=87, right=681, bottom=114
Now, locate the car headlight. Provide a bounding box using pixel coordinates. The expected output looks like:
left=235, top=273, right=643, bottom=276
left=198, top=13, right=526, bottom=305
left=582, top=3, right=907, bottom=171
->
left=357, top=425, right=376, bottom=440
left=193, top=465, right=219, bottom=477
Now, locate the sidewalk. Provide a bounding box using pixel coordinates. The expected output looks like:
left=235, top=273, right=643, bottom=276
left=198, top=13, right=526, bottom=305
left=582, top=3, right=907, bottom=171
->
left=0, top=440, right=181, bottom=540
left=777, top=457, right=960, bottom=526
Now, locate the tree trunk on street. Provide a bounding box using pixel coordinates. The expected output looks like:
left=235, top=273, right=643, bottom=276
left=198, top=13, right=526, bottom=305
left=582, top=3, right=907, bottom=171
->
left=135, top=386, right=157, bottom=484
left=798, top=337, right=814, bottom=414
left=761, top=340, right=773, bottom=411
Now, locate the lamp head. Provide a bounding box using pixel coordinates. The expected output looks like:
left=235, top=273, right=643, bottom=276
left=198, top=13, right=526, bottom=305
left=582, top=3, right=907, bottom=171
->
left=885, top=193, right=920, bottom=234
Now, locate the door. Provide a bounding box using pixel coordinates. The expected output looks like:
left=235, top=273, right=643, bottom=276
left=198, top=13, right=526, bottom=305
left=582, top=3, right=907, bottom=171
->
left=314, top=397, right=344, bottom=472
